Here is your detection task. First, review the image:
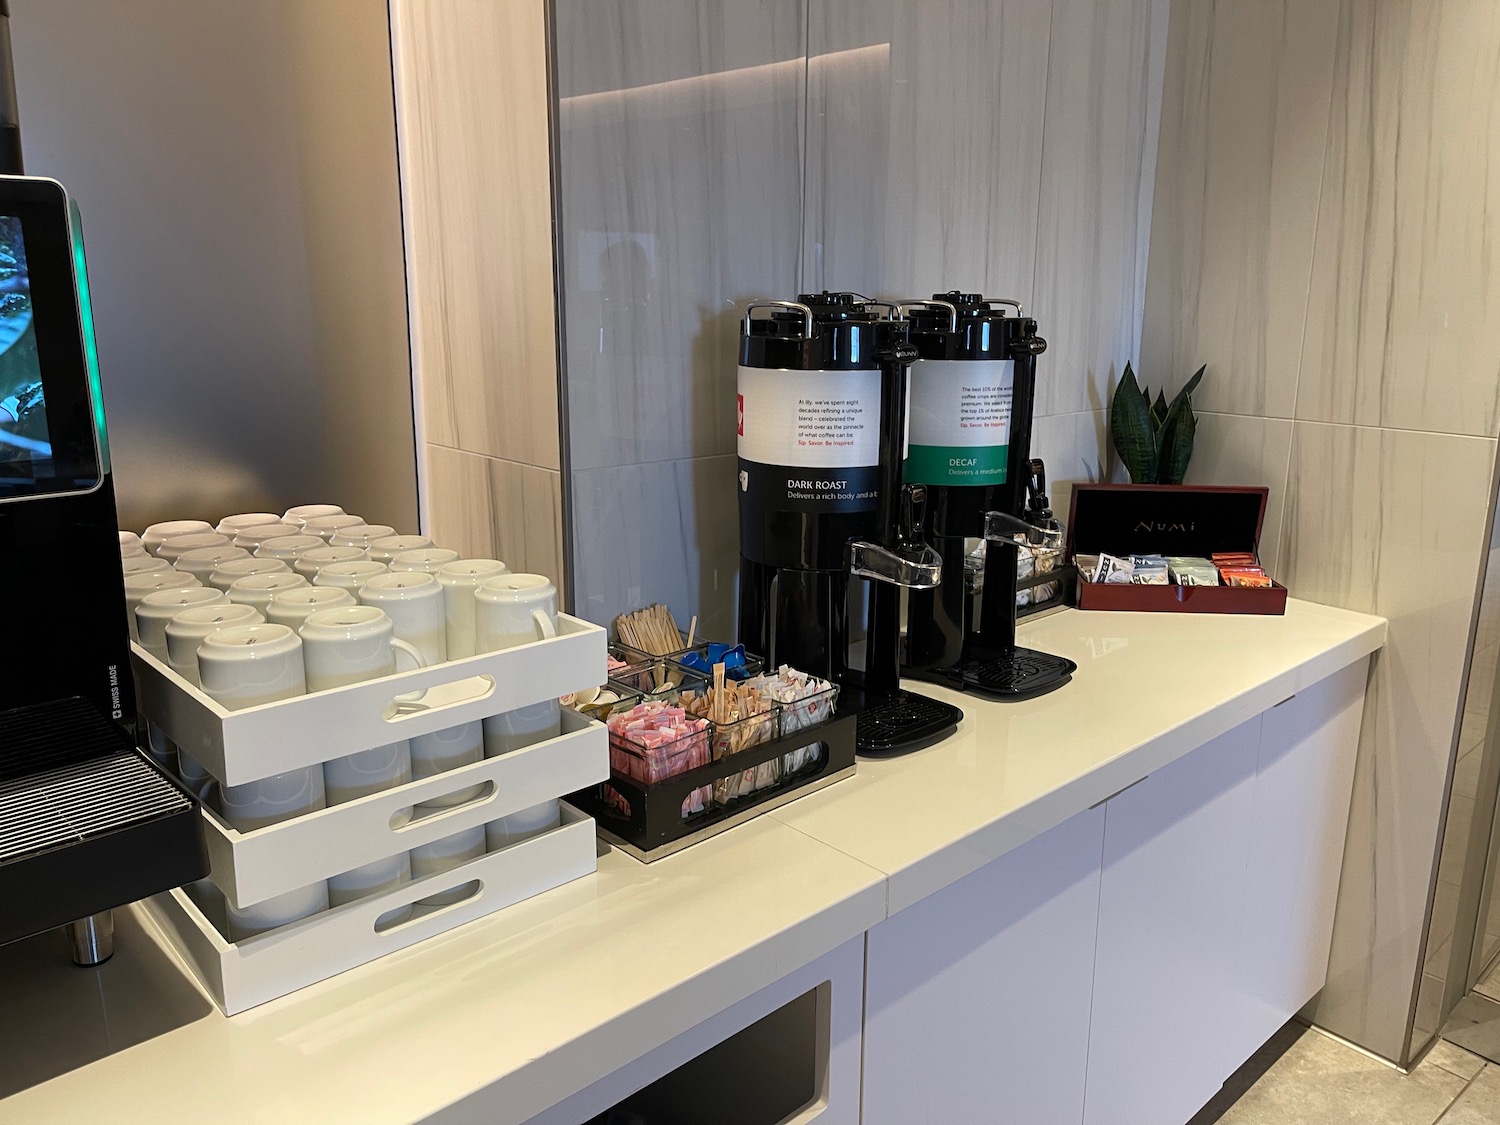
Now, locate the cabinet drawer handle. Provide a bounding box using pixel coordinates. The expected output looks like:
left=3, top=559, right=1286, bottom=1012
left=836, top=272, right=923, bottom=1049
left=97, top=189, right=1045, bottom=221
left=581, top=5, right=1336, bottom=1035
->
left=1090, top=775, right=1148, bottom=809
left=1273, top=694, right=1297, bottom=708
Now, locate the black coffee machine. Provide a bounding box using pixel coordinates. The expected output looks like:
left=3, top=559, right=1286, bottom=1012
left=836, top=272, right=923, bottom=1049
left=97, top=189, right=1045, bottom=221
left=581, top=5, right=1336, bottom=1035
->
left=902, top=293, right=1075, bottom=699
left=0, top=175, right=205, bottom=963
left=737, top=293, right=961, bottom=754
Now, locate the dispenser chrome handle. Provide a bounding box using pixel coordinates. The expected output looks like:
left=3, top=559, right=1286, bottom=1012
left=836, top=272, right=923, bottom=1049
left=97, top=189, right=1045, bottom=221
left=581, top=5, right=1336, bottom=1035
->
left=980, top=297, right=1025, bottom=316
left=837, top=293, right=905, bottom=320
left=896, top=299, right=958, bottom=333
left=742, top=300, right=814, bottom=338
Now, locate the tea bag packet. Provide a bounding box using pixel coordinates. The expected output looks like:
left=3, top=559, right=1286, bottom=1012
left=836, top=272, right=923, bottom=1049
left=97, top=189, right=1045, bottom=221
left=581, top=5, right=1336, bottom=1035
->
left=1167, top=556, right=1220, bottom=586
left=1128, top=554, right=1169, bottom=585
left=1093, top=553, right=1135, bottom=584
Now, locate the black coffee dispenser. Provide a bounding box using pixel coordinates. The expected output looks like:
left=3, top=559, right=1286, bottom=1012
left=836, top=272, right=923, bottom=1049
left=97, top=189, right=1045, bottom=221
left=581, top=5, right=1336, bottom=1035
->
left=737, top=293, right=961, bottom=753
left=901, top=293, right=1075, bottom=699
left=0, top=176, right=205, bottom=963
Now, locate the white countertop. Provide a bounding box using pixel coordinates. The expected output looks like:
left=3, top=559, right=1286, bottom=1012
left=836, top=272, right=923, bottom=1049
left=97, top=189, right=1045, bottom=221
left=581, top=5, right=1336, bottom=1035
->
left=0, top=600, right=1385, bottom=1125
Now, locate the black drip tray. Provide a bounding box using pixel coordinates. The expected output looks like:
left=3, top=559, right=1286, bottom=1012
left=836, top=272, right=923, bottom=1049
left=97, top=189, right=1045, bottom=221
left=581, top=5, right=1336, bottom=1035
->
left=0, top=698, right=206, bottom=946
left=961, top=646, right=1076, bottom=701
left=856, top=689, right=962, bottom=756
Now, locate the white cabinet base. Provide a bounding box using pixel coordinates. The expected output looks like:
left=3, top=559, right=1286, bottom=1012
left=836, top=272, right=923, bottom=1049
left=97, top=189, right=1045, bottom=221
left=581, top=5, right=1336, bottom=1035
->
left=861, top=808, right=1105, bottom=1125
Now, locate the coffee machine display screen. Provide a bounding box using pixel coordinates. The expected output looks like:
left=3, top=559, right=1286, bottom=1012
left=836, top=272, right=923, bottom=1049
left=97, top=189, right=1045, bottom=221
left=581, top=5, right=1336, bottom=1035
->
left=0, top=214, right=47, bottom=472
left=0, top=178, right=104, bottom=502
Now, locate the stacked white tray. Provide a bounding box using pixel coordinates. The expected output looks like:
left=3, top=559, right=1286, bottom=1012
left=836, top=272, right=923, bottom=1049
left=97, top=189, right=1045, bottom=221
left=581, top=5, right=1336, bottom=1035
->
left=133, top=613, right=608, bottom=1014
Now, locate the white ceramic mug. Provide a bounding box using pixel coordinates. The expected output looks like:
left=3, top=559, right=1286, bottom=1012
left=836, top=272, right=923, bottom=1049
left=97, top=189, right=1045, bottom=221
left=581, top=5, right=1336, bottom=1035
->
left=143, top=520, right=212, bottom=555
left=367, top=534, right=433, bottom=564
left=122, top=554, right=172, bottom=578
left=311, top=559, right=389, bottom=592
left=482, top=699, right=561, bottom=757
left=135, top=586, right=228, bottom=661
left=304, top=513, right=365, bottom=541
left=437, top=559, right=510, bottom=660
left=124, top=570, right=201, bottom=641
left=226, top=881, right=329, bottom=942
left=475, top=574, right=557, bottom=653
left=294, top=545, right=368, bottom=579
left=485, top=799, right=561, bottom=852
left=120, top=541, right=147, bottom=559
left=330, top=523, right=397, bottom=550
left=219, top=761, right=328, bottom=832
left=358, top=571, right=446, bottom=666
left=327, top=851, right=412, bottom=924
left=119, top=530, right=144, bottom=553
left=209, top=556, right=291, bottom=591
left=196, top=623, right=306, bottom=708
left=409, top=826, right=486, bottom=907
left=216, top=512, right=281, bottom=535
left=389, top=548, right=460, bottom=576
left=175, top=544, right=251, bottom=581
left=164, top=603, right=265, bottom=687
left=233, top=522, right=300, bottom=550
left=255, top=534, right=324, bottom=561
left=157, top=531, right=231, bottom=562
left=197, top=624, right=324, bottom=839
left=228, top=571, right=310, bottom=613
left=299, top=605, right=424, bottom=690
left=266, top=585, right=356, bottom=629
left=300, top=605, right=422, bottom=809
left=283, top=504, right=345, bottom=527
left=410, top=721, right=485, bottom=807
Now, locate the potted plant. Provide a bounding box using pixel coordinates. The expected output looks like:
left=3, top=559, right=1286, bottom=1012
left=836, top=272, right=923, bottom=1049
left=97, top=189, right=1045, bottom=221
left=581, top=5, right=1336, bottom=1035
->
left=1109, top=362, right=1205, bottom=485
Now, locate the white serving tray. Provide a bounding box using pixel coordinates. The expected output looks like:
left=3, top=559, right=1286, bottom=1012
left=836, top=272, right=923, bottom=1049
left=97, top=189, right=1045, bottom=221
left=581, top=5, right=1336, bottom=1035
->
left=132, top=613, right=605, bottom=786
left=143, top=804, right=598, bottom=1016
left=203, top=710, right=606, bottom=908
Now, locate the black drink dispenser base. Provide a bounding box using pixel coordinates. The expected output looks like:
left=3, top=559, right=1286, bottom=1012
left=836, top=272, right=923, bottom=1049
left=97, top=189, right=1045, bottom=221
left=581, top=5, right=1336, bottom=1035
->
left=901, top=294, right=1074, bottom=704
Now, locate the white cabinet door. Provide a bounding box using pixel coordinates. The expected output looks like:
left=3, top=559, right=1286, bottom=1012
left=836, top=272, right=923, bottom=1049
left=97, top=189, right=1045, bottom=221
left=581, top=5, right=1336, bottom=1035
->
left=861, top=807, right=1105, bottom=1125
left=1239, top=657, right=1369, bottom=1044
left=1084, top=716, right=1261, bottom=1125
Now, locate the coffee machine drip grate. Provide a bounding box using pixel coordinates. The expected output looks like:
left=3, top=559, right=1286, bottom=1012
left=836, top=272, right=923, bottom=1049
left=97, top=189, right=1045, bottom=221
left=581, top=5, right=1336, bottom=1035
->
left=0, top=699, right=192, bottom=864
left=856, top=689, right=962, bottom=756
left=962, top=647, right=1077, bottom=701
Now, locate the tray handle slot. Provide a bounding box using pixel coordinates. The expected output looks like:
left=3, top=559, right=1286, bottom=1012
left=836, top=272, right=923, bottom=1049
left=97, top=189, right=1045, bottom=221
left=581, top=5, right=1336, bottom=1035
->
left=380, top=674, right=497, bottom=722
left=373, top=880, right=483, bottom=934
left=388, top=781, right=498, bottom=830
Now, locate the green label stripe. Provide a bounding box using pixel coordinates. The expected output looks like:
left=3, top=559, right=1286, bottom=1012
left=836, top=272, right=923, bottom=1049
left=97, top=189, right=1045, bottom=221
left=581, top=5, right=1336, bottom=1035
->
left=904, top=443, right=1009, bottom=485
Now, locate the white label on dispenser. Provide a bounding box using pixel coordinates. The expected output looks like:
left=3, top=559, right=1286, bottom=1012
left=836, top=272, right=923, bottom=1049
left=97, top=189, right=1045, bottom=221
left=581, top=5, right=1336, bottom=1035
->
left=737, top=366, right=881, bottom=513
left=904, top=358, right=1013, bottom=485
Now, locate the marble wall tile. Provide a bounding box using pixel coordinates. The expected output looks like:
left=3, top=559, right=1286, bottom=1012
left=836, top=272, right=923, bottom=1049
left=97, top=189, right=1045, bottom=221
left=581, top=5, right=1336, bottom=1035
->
left=554, top=0, right=806, bottom=472
left=570, top=455, right=740, bottom=640
left=1296, top=0, right=1500, bottom=435
left=1280, top=422, right=1496, bottom=1062
left=1140, top=0, right=1339, bottom=418
left=392, top=0, right=561, bottom=470
left=424, top=444, right=565, bottom=595
left=1030, top=0, right=1169, bottom=418
left=1030, top=409, right=1109, bottom=529
left=1185, top=414, right=1294, bottom=576
left=802, top=0, right=1051, bottom=301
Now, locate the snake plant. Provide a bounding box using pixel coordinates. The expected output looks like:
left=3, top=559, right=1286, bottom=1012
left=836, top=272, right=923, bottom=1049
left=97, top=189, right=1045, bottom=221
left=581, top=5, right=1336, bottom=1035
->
left=1109, top=362, right=1205, bottom=485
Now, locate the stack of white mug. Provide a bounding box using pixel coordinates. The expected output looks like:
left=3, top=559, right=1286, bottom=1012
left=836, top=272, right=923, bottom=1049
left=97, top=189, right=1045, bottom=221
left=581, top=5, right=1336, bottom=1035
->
left=122, top=504, right=566, bottom=942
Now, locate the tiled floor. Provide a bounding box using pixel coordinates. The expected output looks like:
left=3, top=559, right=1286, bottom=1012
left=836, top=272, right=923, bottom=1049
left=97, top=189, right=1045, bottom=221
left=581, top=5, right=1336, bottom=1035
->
left=1186, top=1023, right=1500, bottom=1125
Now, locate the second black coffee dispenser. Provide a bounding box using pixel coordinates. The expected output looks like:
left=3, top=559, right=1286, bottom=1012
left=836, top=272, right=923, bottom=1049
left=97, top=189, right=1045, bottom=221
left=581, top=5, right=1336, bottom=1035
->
left=737, top=293, right=961, bottom=754
left=901, top=293, right=1075, bottom=699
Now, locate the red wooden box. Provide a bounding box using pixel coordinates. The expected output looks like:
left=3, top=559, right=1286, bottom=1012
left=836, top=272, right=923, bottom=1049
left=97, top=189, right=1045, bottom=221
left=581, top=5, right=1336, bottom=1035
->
left=1066, top=484, right=1288, bottom=615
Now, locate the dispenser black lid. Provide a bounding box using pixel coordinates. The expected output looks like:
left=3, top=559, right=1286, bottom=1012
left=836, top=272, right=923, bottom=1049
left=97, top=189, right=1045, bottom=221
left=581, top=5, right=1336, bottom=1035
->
left=904, top=291, right=1037, bottom=361
left=741, top=291, right=902, bottom=371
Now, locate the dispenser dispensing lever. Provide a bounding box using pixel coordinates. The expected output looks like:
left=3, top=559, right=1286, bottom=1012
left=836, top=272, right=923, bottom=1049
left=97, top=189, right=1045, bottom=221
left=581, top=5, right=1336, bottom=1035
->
left=849, top=484, right=944, bottom=590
